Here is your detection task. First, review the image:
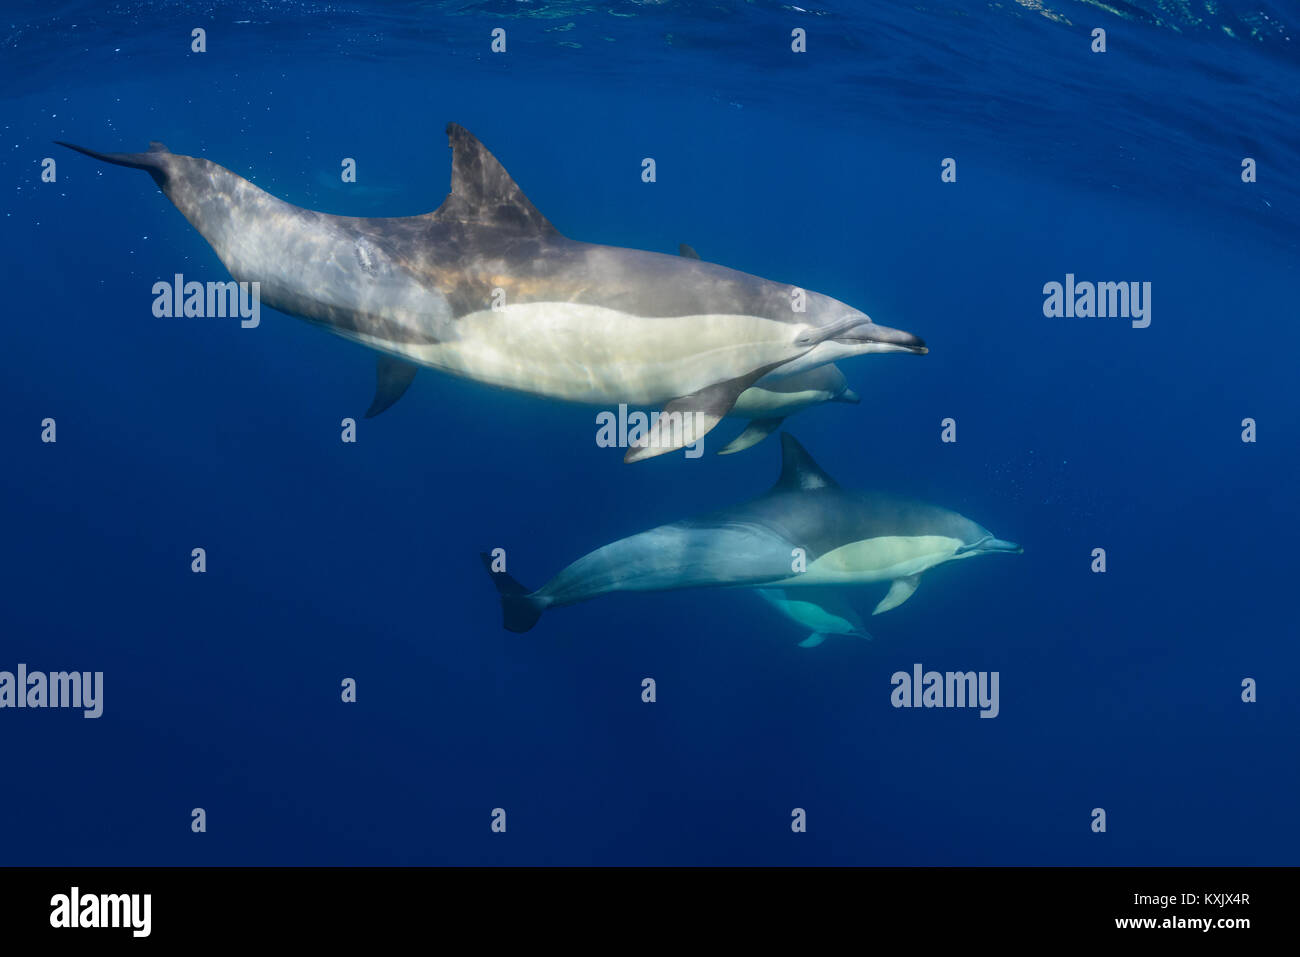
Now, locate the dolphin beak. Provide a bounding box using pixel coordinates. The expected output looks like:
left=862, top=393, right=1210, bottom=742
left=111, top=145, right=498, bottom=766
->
left=834, top=388, right=861, bottom=405
left=835, top=319, right=928, bottom=355
left=979, top=538, right=1023, bottom=554
left=956, top=536, right=1023, bottom=555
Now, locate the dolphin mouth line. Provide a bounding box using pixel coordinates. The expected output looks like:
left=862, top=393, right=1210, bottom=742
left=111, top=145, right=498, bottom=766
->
left=831, top=318, right=928, bottom=354
left=958, top=535, right=1023, bottom=555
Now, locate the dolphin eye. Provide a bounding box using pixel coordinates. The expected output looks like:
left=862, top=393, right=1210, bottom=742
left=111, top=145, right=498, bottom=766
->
left=795, top=332, right=815, bottom=346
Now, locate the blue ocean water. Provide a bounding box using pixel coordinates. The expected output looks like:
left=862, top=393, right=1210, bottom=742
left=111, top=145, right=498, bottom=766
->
left=1, top=0, right=1297, bottom=866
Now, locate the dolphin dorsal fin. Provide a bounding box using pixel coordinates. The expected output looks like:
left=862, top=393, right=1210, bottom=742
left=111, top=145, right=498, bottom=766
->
left=772, top=433, right=839, bottom=492
left=432, top=123, right=557, bottom=234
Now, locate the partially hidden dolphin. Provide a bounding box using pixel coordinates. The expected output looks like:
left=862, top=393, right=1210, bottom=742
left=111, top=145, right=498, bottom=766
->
left=481, top=433, right=1021, bottom=632
left=722, top=363, right=858, bottom=454
left=58, top=125, right=925, bottom=461
left=756, top=588, right=872, bottom=648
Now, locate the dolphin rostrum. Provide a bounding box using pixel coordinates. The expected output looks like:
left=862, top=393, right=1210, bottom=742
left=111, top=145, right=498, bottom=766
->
left=58, top=125, right=925, bottom=461
left=481, top=433, right=1021, bottom=632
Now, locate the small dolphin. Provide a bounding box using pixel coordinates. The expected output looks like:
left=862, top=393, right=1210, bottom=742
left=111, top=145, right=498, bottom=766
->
left=481, top=433, right=1021, bottom=632
left=59, top=126, right=926, bottom=461
left=755, top=588, right=872, bottom=648
left=723, top=364, right=859, bottom=454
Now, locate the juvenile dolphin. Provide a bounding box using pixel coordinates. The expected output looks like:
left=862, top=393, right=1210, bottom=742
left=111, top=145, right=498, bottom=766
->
left=756, top=588, right=872, bottom=648
left=481, top=433, right=1021, bottom=632
left=722, top=363, right=858, bottom=454
left=58, top=125, right=925, bottom=461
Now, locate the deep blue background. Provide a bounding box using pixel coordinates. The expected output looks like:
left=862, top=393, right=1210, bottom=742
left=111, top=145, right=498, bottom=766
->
left=1, top=1, right=1297, bottom=864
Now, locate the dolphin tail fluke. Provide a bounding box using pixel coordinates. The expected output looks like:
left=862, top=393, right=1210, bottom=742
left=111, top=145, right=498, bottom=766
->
left=55, top=140, right=172, bottom=186
left=479, top=552, right=544, bottom=633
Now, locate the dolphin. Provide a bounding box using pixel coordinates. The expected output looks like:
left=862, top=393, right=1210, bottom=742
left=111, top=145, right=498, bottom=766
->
left=755, top=588, right=872, bottom=648
left=363, top=239, right=863, bottom=454
left=57, top=125, right=926, bottom=461
left=481, top=433, right=1021, bottom=632
left=722, top=363, right=858, bottom=454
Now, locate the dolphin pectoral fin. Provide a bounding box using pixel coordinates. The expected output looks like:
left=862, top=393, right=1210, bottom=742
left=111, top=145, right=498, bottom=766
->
left=717, top=417, right=784, bottom=455
left=364, top=355, right=420, bottom=418
left=623, top=366, right=785, bottom=463
left=873, top=574, right=921, bottom=615
left=798, top=633, right=828, bottom=649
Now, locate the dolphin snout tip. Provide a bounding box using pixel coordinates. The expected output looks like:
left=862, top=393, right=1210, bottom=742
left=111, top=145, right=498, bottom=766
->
left=897, top=332, right=928, bottom=355
left=835, top=387, right=861, bottom=405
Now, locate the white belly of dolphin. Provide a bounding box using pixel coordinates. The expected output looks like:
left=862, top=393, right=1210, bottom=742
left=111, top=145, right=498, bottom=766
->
left=371, top=302, right=801, bottom=405
left=775, top=535, right=969, bottom=585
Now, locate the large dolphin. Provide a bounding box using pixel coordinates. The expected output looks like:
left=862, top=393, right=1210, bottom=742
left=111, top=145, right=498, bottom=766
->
left=366, top=240, right=863, bottom=455
left=58, top=125, right=925, bottom=461
left=481, top=433, right=1021, bottom=632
